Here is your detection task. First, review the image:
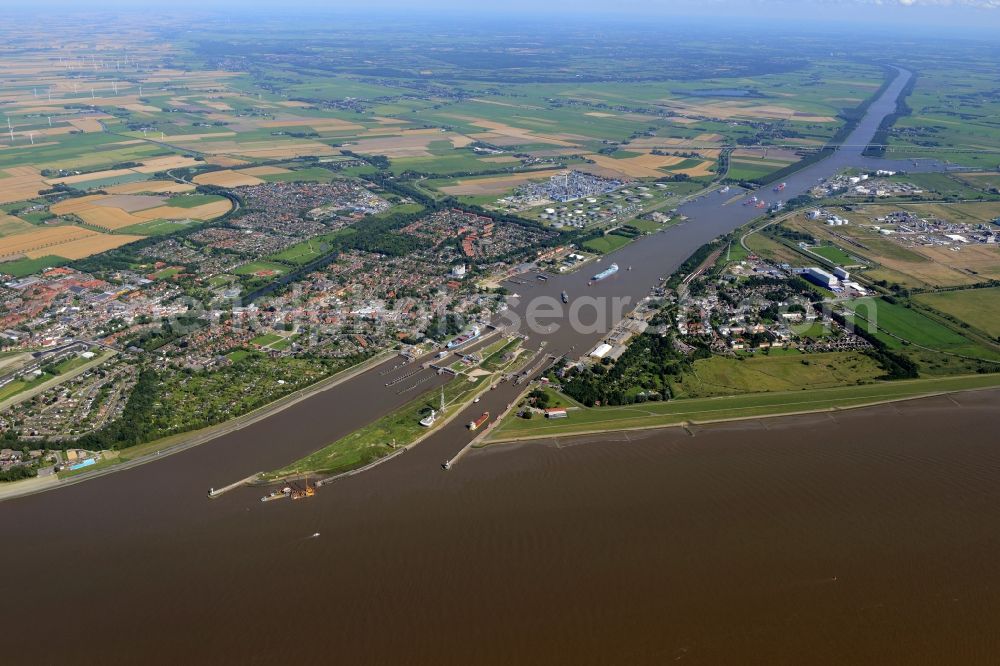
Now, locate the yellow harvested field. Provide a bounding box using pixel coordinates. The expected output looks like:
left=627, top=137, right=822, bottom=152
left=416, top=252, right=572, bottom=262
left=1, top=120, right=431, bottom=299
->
left=24, top=233, right=145, bottom=260
left=193, top=170, right=263, bottom=187
left=50, top=195, right=106, bottom=215
left=107, top=180, right=196, bottom=195
left=77, top=207, right=146, bottom=230
left=439, top=169, right=567, bottom=196
left=133, top=200, right=232, bottom=221
left=4, top=166, right=40, bottom=177
left=40, top=126, right=78, bottom=137
left=585, top=153, right=684, bottom=178
left=134, top=156, right=203, bottom=173
left=67, top=118, right=103, bottom=132
left=237, top=166, right=290, bottom=176
left=0, top=167, right=45, bottom=204
left=455, top=117, right=579, bottom=147
left=0, top=225, right=96, bottom=258
left=346, top=135, right=438, bottom=158
left=205, top=155, right=250, bottom=168
left=260, top=118, right=364, bottom=132
left=657, top=98, right=838, bottom=123
left=122, top=103, right=163, bottom=113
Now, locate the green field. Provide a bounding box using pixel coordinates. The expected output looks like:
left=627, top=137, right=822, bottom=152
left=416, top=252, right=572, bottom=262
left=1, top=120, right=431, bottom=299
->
left=119, top=218, right=201, bottom=236
left=268, top=228, right=357, bottom=265
left=582, top=233, right=632, bottom=254
left=0, top=255, right=68, bottom=277
left=844, top=298, right=986, bottom=353
left=0, top=216, right=35, bottom=237
left=809, top=244, right=861, bottom=266
left=251, top=333, right=283, bottom=346
left=165, top=194, right=228, bottom=208
left=915, top=288, right=1000, bottom=339
left=234, top=261, right=287, bottom=276
left=673, top=351, right=884, bottom=398
left=488, top=373, right=1000, bottom=441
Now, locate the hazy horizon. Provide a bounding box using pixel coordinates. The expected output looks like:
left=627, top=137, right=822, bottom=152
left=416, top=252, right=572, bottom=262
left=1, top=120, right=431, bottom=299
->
left=10, top=0, right=1000, bottom=31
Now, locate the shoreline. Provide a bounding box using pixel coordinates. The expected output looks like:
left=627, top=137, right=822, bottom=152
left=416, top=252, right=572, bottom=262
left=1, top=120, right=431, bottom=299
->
left=482, top=376, right=1000, bottom=446
left=0, top=349, right=397, bottom=503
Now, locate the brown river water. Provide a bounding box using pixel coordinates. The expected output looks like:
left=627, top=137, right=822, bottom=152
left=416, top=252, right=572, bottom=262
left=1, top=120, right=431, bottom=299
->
left=2, top=389, right=999, bottom=665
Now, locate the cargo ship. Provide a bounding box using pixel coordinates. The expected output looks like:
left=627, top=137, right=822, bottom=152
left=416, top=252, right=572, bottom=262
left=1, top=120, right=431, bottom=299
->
left=467, top=411, right=490, bottom=431
left=447, top=325, right=481, bottom=349
left=591, top=263, right=619, bottom=282
left=561, top=291, right=569, bottom=304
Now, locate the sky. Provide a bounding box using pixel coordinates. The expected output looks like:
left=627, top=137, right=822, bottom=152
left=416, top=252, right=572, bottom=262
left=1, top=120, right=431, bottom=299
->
left=13, top=0, right=1000, bottom=29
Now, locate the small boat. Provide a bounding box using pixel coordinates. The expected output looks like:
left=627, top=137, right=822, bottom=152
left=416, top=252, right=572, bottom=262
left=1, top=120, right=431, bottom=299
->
left=419, top=409, right=437, bottom=427
left=260, top=487, right=291, bottom=503
left=291, top=480, right=316, bottom=500
left=442, top=460, right=451, bottom=470
left=467, top=411, right=490, bottom=431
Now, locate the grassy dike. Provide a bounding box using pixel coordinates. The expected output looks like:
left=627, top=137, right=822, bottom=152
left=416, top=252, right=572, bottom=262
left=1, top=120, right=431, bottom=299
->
left=259, top=338, right=528, bottom=481
left=485, top=373, right=1000, bottom=442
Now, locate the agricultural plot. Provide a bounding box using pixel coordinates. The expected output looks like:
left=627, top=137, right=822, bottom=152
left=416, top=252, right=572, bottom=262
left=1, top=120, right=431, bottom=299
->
left=192, top=170, right=263, bottom=188
left=672, top=352, right=884, bottom=399
left=843, top=298, right=995, bottom=359
left=915, top=288, right=1000, bottom=339
left=0, top=225, right=97, bottom=258
left=24, top=233, right=145, bottom=260
left=582, top=233, right=633, bottom=254
left=808, top=244, right=863, bottom=266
